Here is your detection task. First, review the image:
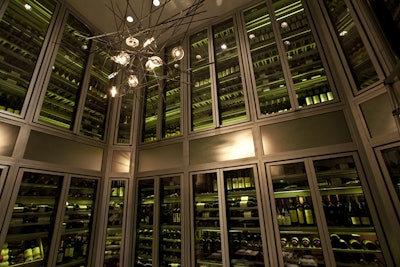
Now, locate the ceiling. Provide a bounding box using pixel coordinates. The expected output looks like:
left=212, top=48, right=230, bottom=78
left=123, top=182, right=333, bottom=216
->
left=65, top=0, right=256, bottom=39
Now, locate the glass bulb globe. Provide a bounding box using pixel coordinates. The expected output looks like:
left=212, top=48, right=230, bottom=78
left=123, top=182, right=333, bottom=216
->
left=127, top=75, right=139, bottom=87
left=126, top=36, right=139, bottom=47
left=145, top=56, right=163, bottom=71
left=171, top=46, right=184, bottom=61
left=111, top=52, right=130, bottom=66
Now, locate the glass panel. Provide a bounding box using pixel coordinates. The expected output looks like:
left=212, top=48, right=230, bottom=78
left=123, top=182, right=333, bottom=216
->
left=0, top=0, right=56, bottom=115
left=243, top=2, right=291, bottom=115
left=193, top=172, right=221, bottom=266
left=381, top=146, right=400, bottom=200
left=270, top=162, right=326, bottom=266
left=56, top=177, right=98, bottom=267
left=273, top=0, right=334, bottom=107
left=39, top=14, right=91, bottom=129
left=213, top=18, right=247, bottom=125
left=224, top=168, right=265, bottom=266
left=190, top=29, right=213, bottom=131
left=322, top=0, right=379, bottom=90
left=163, top=44, right=182, bottom=138
left=159, top=176, right=181, bottom=266
left=314, top=156, right=385, bottom=266
left=80, top=42, right=112, bottom=140
left=117, top=95, right=133, bottom=144
left=104, top=180, right=126, bottom=267
left=134, top=179, right=155, bottom=266
left=142, top=73, right=159, bottom=142
left=5, top=172, right=63, bottom=266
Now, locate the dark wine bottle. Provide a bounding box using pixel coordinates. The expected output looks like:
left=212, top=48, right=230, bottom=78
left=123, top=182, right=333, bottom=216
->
left=288, top=198, right=298, bottom=224
left=296, top=196, right=305, bottom=225
left=303, top=197, right=314, bottom=225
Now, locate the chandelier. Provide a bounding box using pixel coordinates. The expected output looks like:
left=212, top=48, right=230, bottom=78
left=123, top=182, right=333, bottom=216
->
left=81, top=0, right=209, bottom=97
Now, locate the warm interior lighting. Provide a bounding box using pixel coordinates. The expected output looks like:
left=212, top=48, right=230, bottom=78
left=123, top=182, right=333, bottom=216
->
left=111, top=52, right=130, bottom=66
left=145, top=56, right=163, bottom=71
left=153, top=0, right=161, bottom=7
left=171, top=46, right=184, bottom=61
left=127, top=75, right=139, bottom=87
left=221, top=43, right=227, bottom=50
left=126, top=16, right=134, bottom=22
left=24, top=4, right=32, bottom=10
left=110, top=86, right=118, bottom=97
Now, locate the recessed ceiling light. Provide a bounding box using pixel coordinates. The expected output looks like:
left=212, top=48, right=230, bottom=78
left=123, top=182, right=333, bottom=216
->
left=126, top=16, right=134, bottom=23
left=153, top=0, right=161, bottom=6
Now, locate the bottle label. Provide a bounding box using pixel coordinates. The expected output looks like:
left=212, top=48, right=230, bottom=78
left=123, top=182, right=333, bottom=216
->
left=297, top=209, right=305, bottom=224
left=351, top=216, right=361, bottom=225
left=289, top=210, right=298, bottom=223
left=361, top=216, right=370, bottom=225
left=244, top=211, right=252, bottom=218
left=304, top=209, right=314, bottom=224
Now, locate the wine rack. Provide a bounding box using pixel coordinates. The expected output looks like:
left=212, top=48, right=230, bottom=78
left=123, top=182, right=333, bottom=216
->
left=192, top=167, right=266, bottom=267
left=269, top=156, right=386, bottom=266
left=322, top=0, right=379, bottom=90
left=134, top=180, right=155, bottom=266
left=117, top=95, right=134, bottom=144
left=4, top=171, right=63, bottom=267
left=80, top=43, right=112, bottom=140
left=189, top=18, right=247, bottom=132
left=243, top=1, right=334, bottom=116
left=56, top=177, right=98, bottom=267
left=160, top=176, right=182, bottom=266
left=104, top=180, right=126, bottom=267
left=142, top=74, right=159, bottom=142
left=39, top=14, right=91, bottom=130
left=0, top=0, right=56, bottom=115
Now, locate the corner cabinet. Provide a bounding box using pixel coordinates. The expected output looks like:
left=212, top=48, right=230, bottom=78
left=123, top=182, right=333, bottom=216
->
left=266, top=154, right=387, bottom=267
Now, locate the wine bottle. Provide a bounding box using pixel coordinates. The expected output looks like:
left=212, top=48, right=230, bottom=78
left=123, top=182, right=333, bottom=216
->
left=56, top=240, right=65, bottom=263
left=335, top=194, right=347, bottom=226
left=303, top=197, right=314, bottom=225
left=288, top=198, right=298, bottom=224
left=296, top=196, right=305, bottom=225
left=359, top=197, right=371, bottom=226
left=349, top=197, right=361, bottom=226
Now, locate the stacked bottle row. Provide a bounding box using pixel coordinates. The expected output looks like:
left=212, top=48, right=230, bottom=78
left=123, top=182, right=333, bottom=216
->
left=1, top=239, right=43, bottom=266
left=56, top=233, right=89, bottom=264
left=104, top=180, right=126, bottom=267
left=276, top=197, right=315, bottom=226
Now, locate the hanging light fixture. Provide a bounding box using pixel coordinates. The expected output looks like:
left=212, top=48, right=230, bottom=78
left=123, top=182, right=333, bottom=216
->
left=82, top=0, right=211, bottom=97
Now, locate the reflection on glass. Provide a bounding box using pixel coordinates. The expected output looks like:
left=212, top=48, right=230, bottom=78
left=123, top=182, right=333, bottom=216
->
left=314, top=156, right=385, bottom=266
left=193, top=172, right=221, bottom=266
left=323, top=0, right=379, bottom=90
left=270, top=162, right=326, bottom=266
left=134, top=179, right=155, bottom=266
left=80, top=43, right=112, bottom=140
left=190, top=29, right=213, bottom=131
left=224, top=168, right=265, bottom=266
left=163, top=44, right=182, bottom=139
left=213, top=18, right=247, bottom=125
left=243, top=2, right=290, bottom=115
left=160, top=176, right=181, bottom=266
left=39, top=14, right=91, bottom=129
left=117, top=95, right=134, bottom=144
left=5, top=172, right=62, bottom=266
left=273, top=0, right=334, bottom=108
left=381, top=146, right=400, bottom=200
left=104, top=180, right=125, bottom=267
left=0, top=0, right=56, bottom=115
left=142, top=74, right=159, bottom=142
left=57, top=177, right=97, bottom=267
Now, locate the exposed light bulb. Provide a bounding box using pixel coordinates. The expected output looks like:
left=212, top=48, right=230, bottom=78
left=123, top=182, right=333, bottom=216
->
left=171, top=46, right=184, bottom=61
left=249, top=33, right=256, bottom=39
left=111, top=51, right=130, bottom=65
left=153, top=0, right=161, bottom=6
left=145, top=56, right=163, bottom=71
left=126, top=16, right=134, bottom=23
left=281, top=21, right=289, bottom=28
left=126, top=36, right=139, bottom=47
left=127, top=75, right=139, bottom=87
left=221, top=43, right=227, bottom=50
left=24, top=4, right=32, bottom=10
left=110, top=86, right=117, bottom=97
left=108, top=72, right=118, bottom=79
left=143, top=37, right=155, bottom=48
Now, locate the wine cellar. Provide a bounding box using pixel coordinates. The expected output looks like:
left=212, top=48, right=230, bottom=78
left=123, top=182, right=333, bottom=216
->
left=0, top=0, right=400, bottom=267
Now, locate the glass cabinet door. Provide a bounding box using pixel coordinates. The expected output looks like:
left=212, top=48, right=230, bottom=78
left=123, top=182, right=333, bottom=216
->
left=192, top=172, right=222, bottom=266
left=313, top=156, right=385, bottom=266
left=190, top=29, right=213, bottom=131
left=134, top=179, right=155, bottom=266
left=0, top=0, right=56, bottom=115
left=269, top=162, right=326, bottom=266
left=4, top=171, right=63, bottom=266
left=159, top=176, right=182, bottom=266
left=104, top=180, right=126, bottom=267
left=56, top=177, right=98, bottom=267
left=212, top=18, right=247, bottom=126
left=223, top=168, right=265, bottom=266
